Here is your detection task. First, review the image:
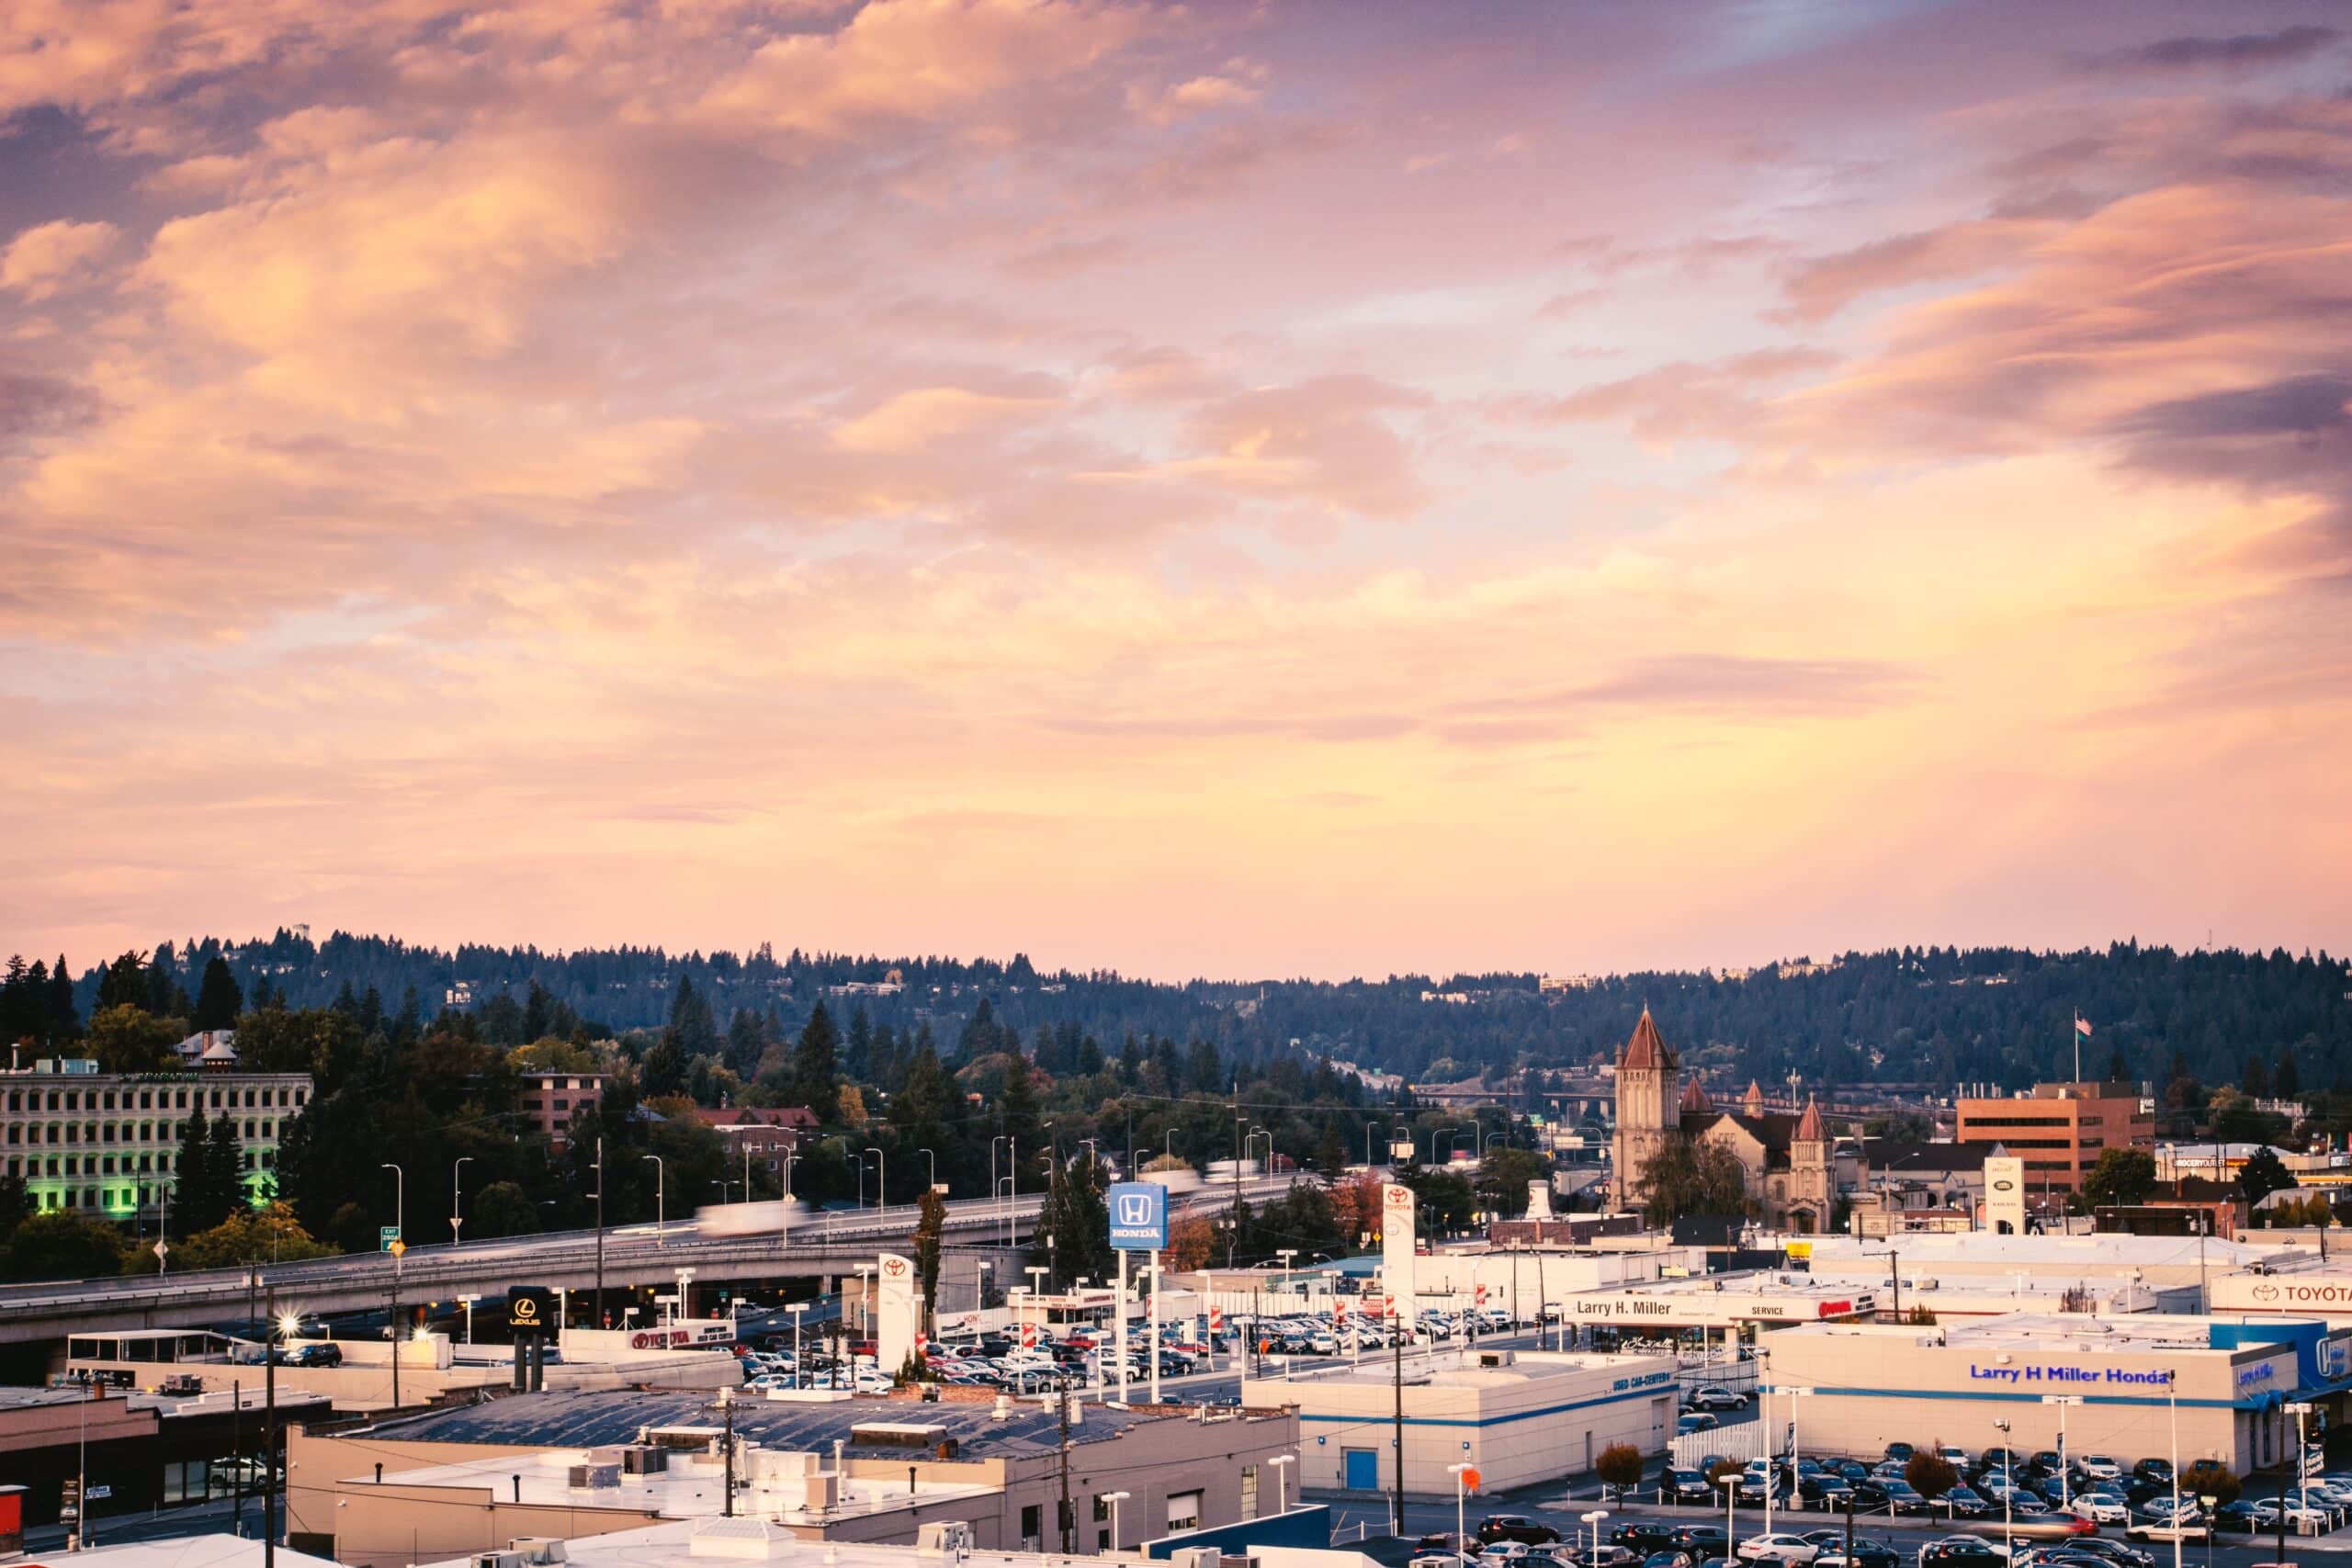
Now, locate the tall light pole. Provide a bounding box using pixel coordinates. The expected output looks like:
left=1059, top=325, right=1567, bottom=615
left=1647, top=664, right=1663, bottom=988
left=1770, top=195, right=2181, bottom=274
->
left=1102, top=1490, right=1129, bottom=1551
left=866, top=1146, right=886, bottom=1213
left=2166, top=1374, right=2183, bottom=1568
left=643, top=1154, right=666, bottom=1244
left=380, top=1162, right=403, bottom=1407
left=591, top=1137, right=605, bottom=1327
left=1993, top=1418, right=2013, bottom=1553
left=920, top=1146, right=937, bottom=1196
left=1582, top=1511, right=1608, bottom=1566
left=1447, top=1462, right=1473, bottom=1558
left=1776, top=1384, right=1815, bottom=1509
left=449, top=1156, right=471, bottom=1246
left=2041, top=1394, right=2080, bottom=1509
left=1270, top=1454, right=1294, bottom=1515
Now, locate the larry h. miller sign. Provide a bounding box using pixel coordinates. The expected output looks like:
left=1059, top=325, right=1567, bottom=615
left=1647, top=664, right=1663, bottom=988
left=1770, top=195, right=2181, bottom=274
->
left=1108, top=1182, right=1169, bottom=1250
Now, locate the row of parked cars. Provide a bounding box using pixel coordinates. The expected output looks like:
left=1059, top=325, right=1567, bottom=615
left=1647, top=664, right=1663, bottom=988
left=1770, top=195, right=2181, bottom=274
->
left=1465, top=1521, right=2163, bottom=1568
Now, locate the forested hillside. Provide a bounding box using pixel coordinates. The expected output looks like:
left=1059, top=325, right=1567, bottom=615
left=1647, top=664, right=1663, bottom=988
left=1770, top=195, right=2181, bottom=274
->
left=16, top=933, right=2348, bottom=1096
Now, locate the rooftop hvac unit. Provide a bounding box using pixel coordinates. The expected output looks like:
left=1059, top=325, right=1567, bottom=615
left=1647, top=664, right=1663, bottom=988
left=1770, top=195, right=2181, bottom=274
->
left=510, top=1541, right=567, bottom=1563
left=567, top=1463, right=620, bottom=1490
left=1220, top=1556, right=1261, bottom=1568
left=622, top=1447, right=669, bottom=1474
left=916, top=1523, right=976, bottom=1558
left=1916, top=1279, right=1939, bottom=1291
left=476, top=1554, right=523, bottom=1568
left=1173, top=1550, right=1221, bottom=1568
left=1476, top=1350, right=1515, bottom=1368
left=805, top=1472, right=840, bottom=1510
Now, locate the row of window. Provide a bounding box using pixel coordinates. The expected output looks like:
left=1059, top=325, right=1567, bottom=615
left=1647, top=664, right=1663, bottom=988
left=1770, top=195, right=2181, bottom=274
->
left=2, top=1083, right=307, bottom=1113
left=4, top=1149, right=274, bottom=1179
left=30, top=1181, right=251, bottom=1213
left=4, top=1119, right=280, bottom=1145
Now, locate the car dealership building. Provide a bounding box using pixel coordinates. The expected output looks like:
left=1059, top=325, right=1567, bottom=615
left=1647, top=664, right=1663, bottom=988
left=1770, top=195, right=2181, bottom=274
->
left=1758, top=1313, right=2352, bottom=1474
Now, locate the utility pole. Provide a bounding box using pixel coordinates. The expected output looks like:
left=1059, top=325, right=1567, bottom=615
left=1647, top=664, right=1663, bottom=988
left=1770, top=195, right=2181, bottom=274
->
left=719, top=1391, right=737, bottom=1517
left=1057, top=1377, right=1076, bottom=1554
left=1390, top=1320, right=1407, bottom=1538
left=594, top=1136, right=605, bottom=1327
left=264, top=1286, right=277, bottom=1568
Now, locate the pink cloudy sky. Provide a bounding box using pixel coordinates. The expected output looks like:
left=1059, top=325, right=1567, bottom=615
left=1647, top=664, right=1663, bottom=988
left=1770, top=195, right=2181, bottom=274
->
left=3, top=0, right=2348, bottom=979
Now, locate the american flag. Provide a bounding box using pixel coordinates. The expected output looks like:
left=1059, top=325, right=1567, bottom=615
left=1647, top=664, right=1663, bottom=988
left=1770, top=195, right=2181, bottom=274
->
left=2075, top=1014, right=2092, bottom=1037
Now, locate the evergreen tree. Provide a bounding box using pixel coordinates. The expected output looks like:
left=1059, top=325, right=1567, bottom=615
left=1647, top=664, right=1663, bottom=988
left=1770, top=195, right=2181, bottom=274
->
left=999, top=1049, right=1045, bottom=1184
left=46, top=955, right=77, bottom=1041
left=641, top=1034, right=687, bottom=1099
left=725, top=1007, right=769, bottom=1078
left=845, top=1005, right=873, bottom=1081
left=666, top=975, right=718, bottom=1057
left=790, top=1003, right=841, bottom=1115
left=193, top=957, right=243, bottom=1032
left=170, top=1117, right=228, bottom=1235
left=209, top=1112, right=248, bottom=1215
left=910, top=1186, right=948, bottom=1330
left=2278, top=1051, right=2301, bottom=1099
left=96, top=953, right=147, bottom=1012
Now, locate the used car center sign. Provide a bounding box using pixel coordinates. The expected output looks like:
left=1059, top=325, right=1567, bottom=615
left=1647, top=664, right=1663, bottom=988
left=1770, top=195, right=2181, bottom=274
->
left=1568, top=1288, right=1877, bottom=1325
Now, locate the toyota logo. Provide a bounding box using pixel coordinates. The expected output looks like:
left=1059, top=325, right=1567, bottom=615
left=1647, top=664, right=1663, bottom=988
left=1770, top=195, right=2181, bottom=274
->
left=2253, top=1283, right=2280, bottom=1303
left=1385, top=1187, right=1411, bottom=1209
left=885, top=1258, right=908, bottom=1275
left=1116, top=1192, right=1155, bottom=1225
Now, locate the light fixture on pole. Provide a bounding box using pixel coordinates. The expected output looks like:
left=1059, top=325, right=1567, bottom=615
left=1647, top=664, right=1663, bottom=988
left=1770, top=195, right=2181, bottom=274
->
left=642, top=1154, right=666, bottom=1244
left=1270, top=1454, right=1294, bottom=1514
left=1446, top=1462, right=1476, bottom=1562
left=450, top=1155, right=471, bottom=1245
left=1992, top=1419, right=2013, bottom=1552
left=2041, top=1394, right=2081, bottom=1510
left=1581, top=1510, right=1608, bottom=1567
left=1102, top=1491, right=1129, bottom=1551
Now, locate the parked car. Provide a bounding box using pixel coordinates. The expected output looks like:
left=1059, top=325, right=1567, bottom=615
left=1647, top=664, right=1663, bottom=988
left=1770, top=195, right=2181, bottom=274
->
left=1483, top=1543, right=1537, bottom=1563
left=2068, top=1496, right=2130, bottom=1526
left=1916, top=1540, right=2008, bottom=1568
left=1885, top=1443, right=1917, bottom=1463
left=2078, top=1457, right=2122, bottom=1482
left=1736, top=1537, right=1819, bottom=1565
left=1681, top=1416, right=1720, bottom=1435
left=1812, top=1544, right=1898, bottom=1568
left=1669, top=1528, right=1730, bottom=1558
left=2131, top=1461, right=2173, bottom=1485
left=1612, top=1525, right=1683, bottom=1555
left=1687, top=1386, right=1751, bottom=1411
left=1482, top=1518, right=1563, bottom=1547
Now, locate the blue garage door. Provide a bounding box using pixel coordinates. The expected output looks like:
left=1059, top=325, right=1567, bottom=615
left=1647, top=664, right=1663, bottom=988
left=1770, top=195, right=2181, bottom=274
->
left=1343, top=1448, right=1379, bottom=1490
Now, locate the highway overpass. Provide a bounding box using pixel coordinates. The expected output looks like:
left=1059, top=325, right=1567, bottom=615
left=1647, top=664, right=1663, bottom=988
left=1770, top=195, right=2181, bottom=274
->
left=0, top=1178, right=1298, bottom=1348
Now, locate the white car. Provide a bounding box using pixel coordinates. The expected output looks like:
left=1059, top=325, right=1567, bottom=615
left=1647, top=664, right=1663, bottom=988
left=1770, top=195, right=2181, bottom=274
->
left=2068, top=1497, right=2129, bottom=1525
left=1737, top=1536, right=1820, bottom=1565
left=1480, top=1544, right=1533, bottom=1563
left=2077, top=1456, right=2121, bottom=1481
left=853, top=1372, right=893, bottom=1394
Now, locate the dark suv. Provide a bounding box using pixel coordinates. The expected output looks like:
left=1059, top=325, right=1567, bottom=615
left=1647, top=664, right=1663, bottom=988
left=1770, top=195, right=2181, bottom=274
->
left=1480, top=1517, right=1562, bottom=1547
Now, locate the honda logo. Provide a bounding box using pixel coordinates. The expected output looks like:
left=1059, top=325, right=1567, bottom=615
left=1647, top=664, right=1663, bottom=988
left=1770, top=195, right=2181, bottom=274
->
left=1117, top=1192, right=1155, bottom=1225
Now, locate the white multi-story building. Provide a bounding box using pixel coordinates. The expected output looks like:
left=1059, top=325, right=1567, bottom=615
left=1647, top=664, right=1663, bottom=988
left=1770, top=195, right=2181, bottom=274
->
left=0, top=1055, right=313, bottom=1220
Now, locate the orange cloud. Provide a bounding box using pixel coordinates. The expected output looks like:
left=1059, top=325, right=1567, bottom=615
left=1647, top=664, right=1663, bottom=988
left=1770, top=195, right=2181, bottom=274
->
left=1, top=220, right=122, bottom=299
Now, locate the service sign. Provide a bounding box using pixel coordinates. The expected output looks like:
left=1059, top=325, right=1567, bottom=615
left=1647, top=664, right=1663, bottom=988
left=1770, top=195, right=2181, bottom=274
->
left=1108, top=1181, right=1169, bottom=1251
left=1567, top=1288, right=1876, bottom=1326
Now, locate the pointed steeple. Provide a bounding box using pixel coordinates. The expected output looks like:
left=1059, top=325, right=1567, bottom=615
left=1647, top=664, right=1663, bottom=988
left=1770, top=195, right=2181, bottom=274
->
left=1742, top=1079, right=1765, bottom=1116
left=1619, top=1006, right=1675, bottom=1070
left=1795, top=1095, right=1826, bottom=1142
left=1679, top=1077, right=1713, bottom=1114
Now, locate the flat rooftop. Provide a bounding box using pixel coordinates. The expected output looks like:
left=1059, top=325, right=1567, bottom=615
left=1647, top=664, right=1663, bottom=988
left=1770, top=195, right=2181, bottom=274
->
left=1800, top=1233, right=2307, bottom=1269
left=368, top=1447, right=998, bottom=1522
left=1254, top=1347, right=1626, bottom=1390
left=1787, top=1313, right=2296, bottom=1356
left=424, top=1516, right=1340, bottom=1568
left=352, top=1387, right=1189, bottom=1460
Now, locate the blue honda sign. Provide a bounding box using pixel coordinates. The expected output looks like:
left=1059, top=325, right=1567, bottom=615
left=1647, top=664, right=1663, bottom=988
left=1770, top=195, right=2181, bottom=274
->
left=1108, top=1181, right=1169, bottom=1251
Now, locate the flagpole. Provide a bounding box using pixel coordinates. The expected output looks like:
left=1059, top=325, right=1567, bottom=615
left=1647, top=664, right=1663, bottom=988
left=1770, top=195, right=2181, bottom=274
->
left=2074, top=1012, right=2080, bottom=1086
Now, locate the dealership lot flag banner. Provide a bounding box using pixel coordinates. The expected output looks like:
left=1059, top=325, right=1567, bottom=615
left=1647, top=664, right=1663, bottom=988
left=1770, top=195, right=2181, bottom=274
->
left=877, top=1251, right=918, bottom=1371
left=1382, top=1183, right=1418, bottom=1333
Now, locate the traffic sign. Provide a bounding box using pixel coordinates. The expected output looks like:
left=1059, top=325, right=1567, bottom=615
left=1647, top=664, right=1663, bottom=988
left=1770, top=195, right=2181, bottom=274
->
left=86, top=1485, right=110, bottom=1501
left=389, top=1240, right=406, bottom=1258
left=379, top=1226, right=401, bottom=1251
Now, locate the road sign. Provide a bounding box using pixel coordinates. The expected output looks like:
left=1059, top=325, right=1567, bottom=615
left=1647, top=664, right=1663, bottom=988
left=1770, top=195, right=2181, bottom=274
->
left=86, top=1485, right=110, bottom=1501
left=389, top=1240, right=406, bottom=1258
left=1107, top=1182, right=1169, bottom=1251
left=379, top=1226, right=401, bottom=1251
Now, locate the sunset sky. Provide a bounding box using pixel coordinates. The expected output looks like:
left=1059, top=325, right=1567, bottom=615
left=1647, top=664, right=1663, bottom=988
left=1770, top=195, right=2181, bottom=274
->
left=4, top=0, right=2347, bottom=979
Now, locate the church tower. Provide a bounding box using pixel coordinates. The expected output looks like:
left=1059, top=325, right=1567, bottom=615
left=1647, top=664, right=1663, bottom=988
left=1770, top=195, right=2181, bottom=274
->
left=1788, top=1095, right=1832, bottom=1233
left=1611, top=1007, right=1679, bottom=1211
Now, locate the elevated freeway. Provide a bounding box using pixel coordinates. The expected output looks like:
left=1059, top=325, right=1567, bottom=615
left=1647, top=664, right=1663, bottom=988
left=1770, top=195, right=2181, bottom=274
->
left=0, top=1177, right=1297, bottom=1347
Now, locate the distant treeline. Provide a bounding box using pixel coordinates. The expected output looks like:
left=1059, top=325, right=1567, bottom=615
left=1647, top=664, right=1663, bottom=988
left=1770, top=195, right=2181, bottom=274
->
left=28, top=933, right=2349, bottom=1096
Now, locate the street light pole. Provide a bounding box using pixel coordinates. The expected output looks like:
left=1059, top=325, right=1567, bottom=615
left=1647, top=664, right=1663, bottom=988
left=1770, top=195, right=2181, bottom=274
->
left=450, top=1156, right=471, bottom=1246
left=2041, top=1394, right=2081, bottom=1510
left=866, top=1146, right=886, bottom=1213
left=643, top=1154, right=665, bottom=1243
left=1270, top=1454, right=1294, bottom=1515
left=1103, top=1491, right=1128, bottom=1551
left=592, top=1136, right=605, bottom=1327
left=380, top=1163, right=403, bottom=1408
left=1447, top=1462, right=1472, bottom=1559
